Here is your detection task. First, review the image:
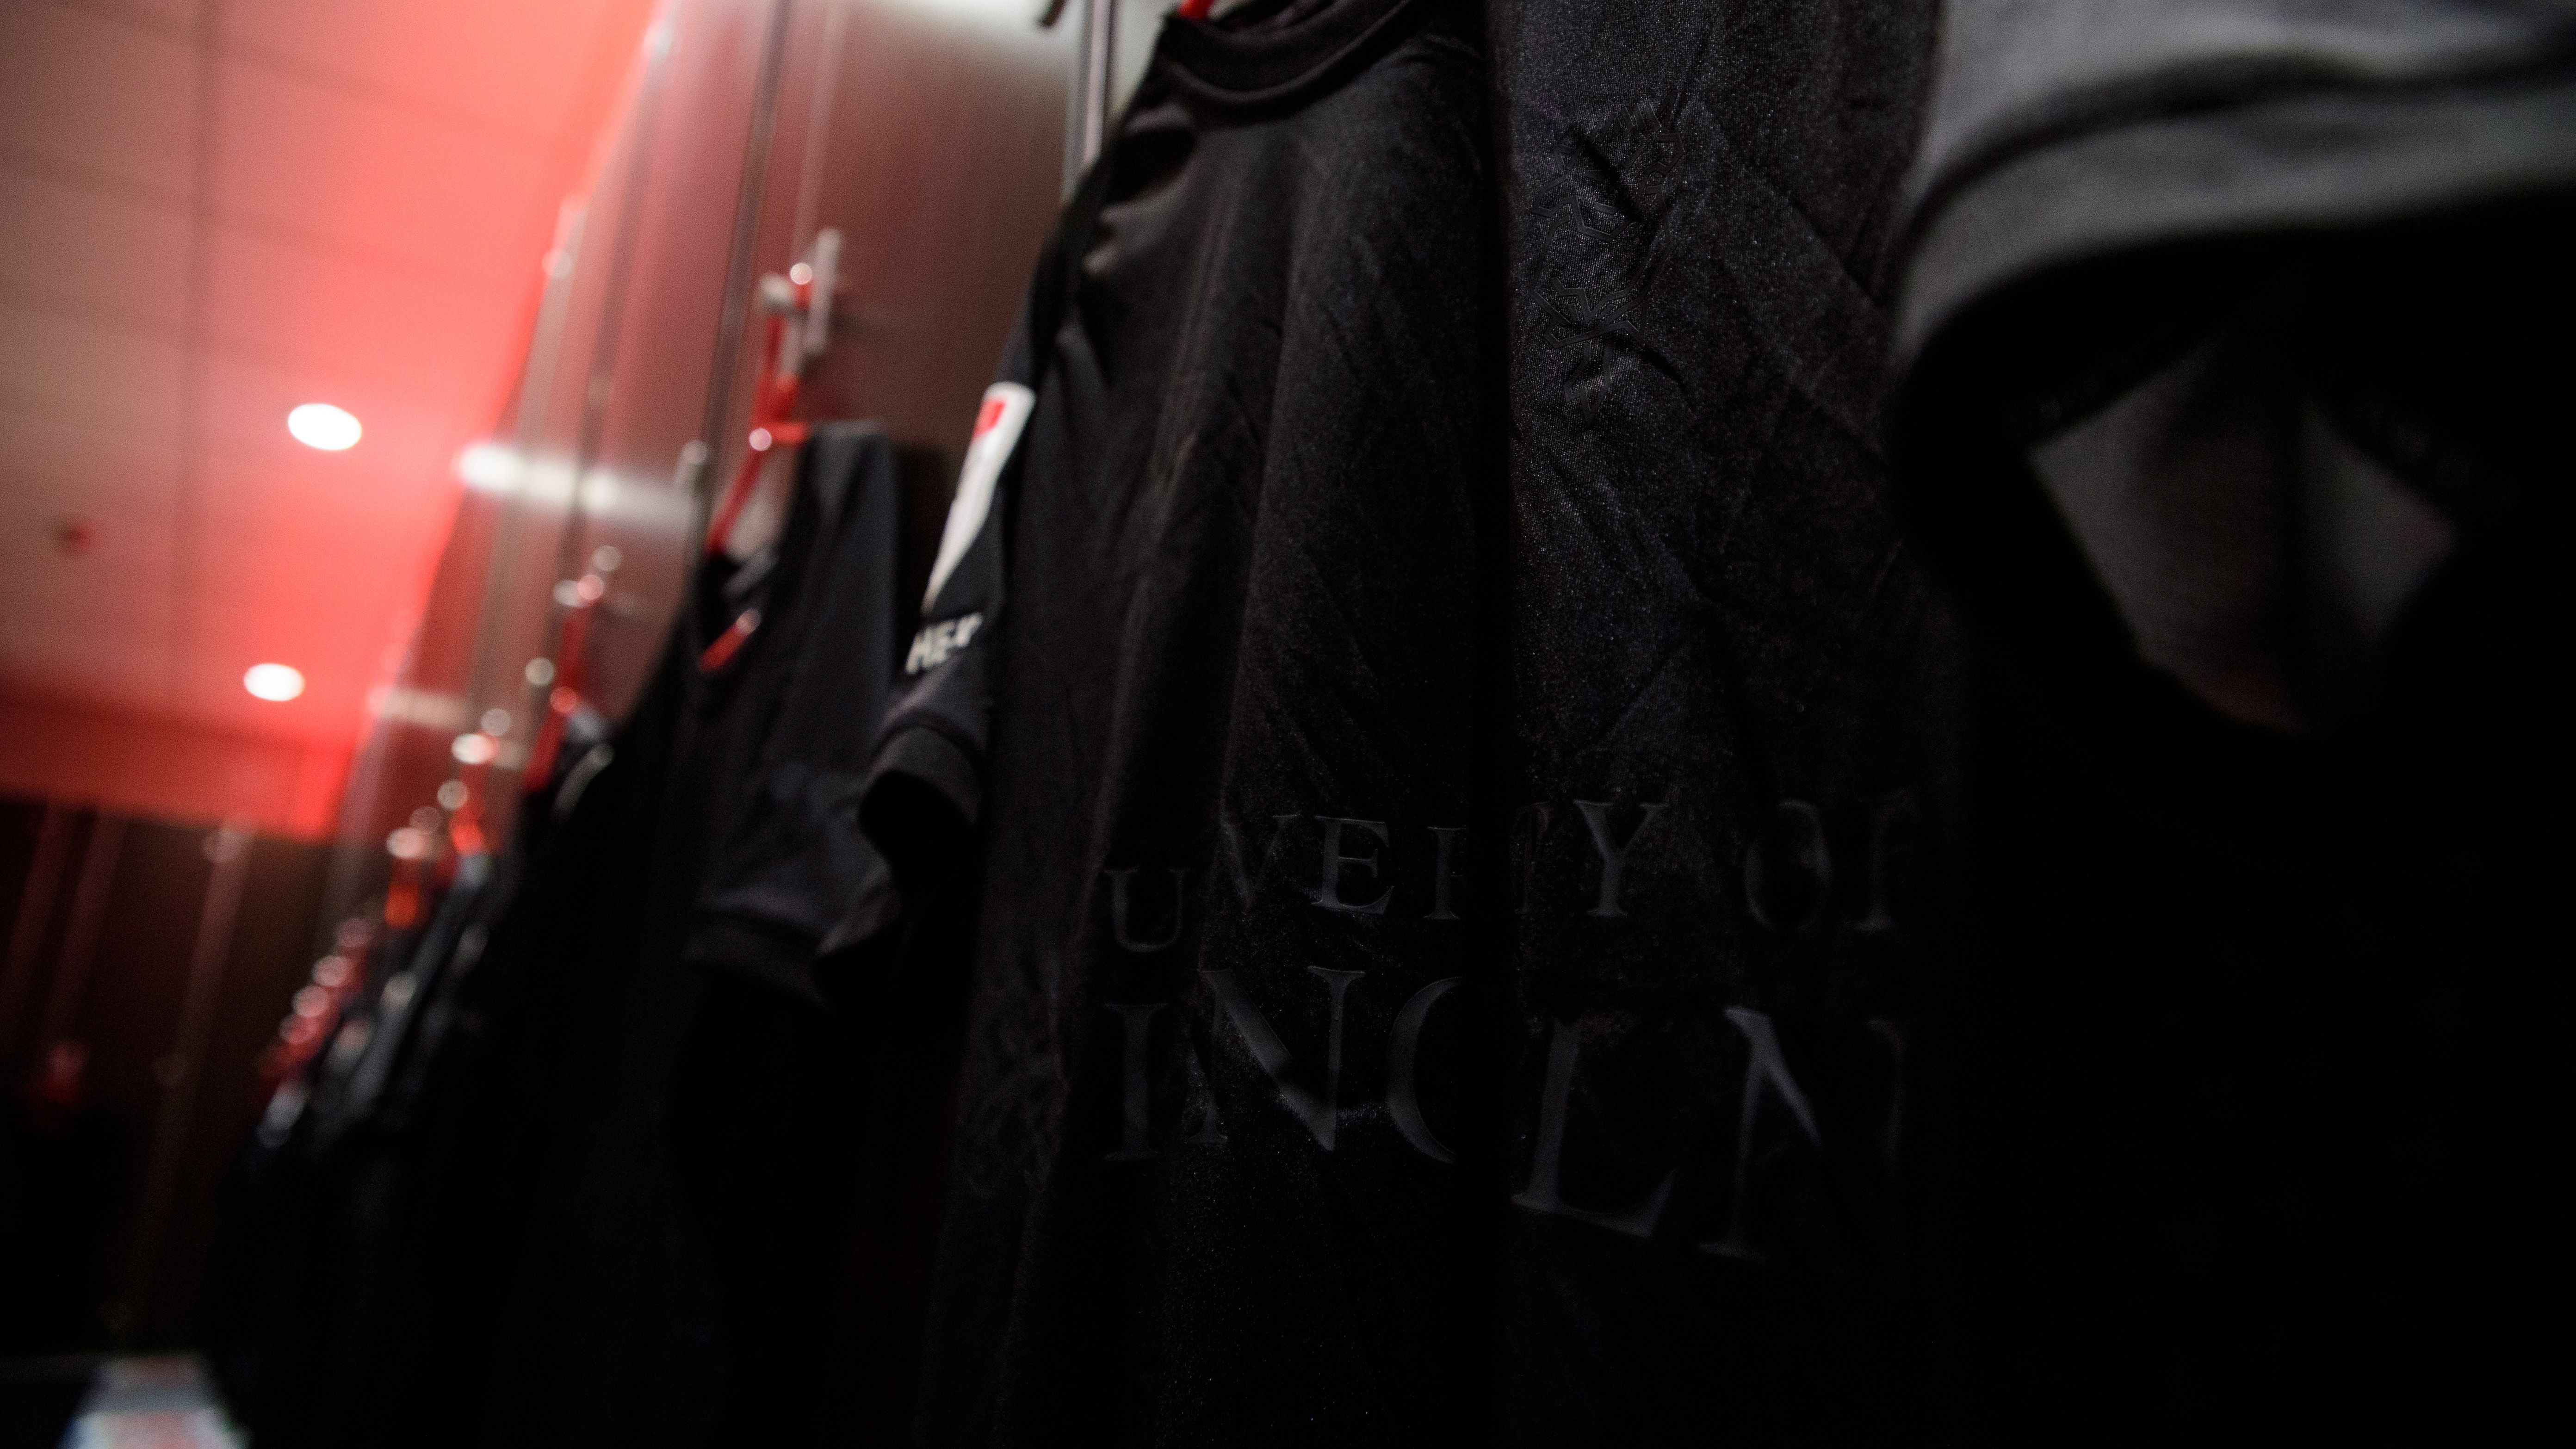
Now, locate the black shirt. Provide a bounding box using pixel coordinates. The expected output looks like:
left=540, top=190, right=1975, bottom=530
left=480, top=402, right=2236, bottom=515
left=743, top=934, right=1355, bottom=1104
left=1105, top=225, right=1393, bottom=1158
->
left=670, top=422, right=919, bottom=1446
left=853, top=1, right=1501, bottom=1442
left=1886, top=1, right=2576, bottom=1429
left=1484, top=0, right=1956, bottom=1439
left=687, top=422, right=911, bottom=1003
left=478, top=436, right=861, bottom=1449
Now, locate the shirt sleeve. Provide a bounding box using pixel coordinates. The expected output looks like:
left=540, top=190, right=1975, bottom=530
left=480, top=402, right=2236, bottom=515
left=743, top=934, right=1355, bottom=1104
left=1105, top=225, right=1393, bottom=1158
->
left=833, top=303, right=1041, bottom=976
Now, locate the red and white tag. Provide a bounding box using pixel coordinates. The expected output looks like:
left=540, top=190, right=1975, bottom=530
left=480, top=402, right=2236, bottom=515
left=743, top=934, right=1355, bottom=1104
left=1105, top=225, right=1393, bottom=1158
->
left=923, top=381, right=1035, bottom=611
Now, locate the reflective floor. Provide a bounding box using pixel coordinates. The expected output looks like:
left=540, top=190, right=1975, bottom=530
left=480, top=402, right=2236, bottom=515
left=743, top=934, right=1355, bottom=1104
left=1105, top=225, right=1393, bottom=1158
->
left=1, top=1356, right=241, bottom=1449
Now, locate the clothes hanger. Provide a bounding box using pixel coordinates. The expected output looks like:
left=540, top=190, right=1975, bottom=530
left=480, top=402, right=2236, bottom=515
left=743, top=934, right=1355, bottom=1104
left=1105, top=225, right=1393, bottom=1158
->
left=702, top=229, right=842, bottom=562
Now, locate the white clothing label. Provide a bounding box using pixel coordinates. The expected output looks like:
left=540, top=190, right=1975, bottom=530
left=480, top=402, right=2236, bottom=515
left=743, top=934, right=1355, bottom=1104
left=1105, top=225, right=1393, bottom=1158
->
left=922, top=381, right=1035, bottom=611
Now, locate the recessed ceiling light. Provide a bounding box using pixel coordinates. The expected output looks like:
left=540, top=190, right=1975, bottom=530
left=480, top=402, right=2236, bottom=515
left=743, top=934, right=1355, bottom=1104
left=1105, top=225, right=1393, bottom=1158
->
left=288, top=402, right=362, bottom=451
left=244, top=663, right=305, bottom=701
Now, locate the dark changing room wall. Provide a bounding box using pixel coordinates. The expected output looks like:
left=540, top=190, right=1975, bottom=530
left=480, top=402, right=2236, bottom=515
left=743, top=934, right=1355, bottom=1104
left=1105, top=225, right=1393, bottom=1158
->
left=0, top=797, right=327, bottom=1351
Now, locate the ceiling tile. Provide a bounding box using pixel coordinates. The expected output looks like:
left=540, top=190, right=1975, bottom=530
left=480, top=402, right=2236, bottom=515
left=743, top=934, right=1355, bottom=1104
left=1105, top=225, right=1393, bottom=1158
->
left=0, top=401, right=181, bottom=715
left=181, top=549, right=421, bottom=645
left=201, top=220, right=531, bottom=395
left=0, top=397, right=183, bottom=526
left=0, top=625, right=176, bottom=720
left=192, top=480, right=452, bottom=570
left=0, top=169, right=193, bottom=334
left=0, top=3, right=198, bottom=202
left=210, top=52, right=557, bottom=289
left=0, top=299, right=186, bottom=447
left=0, top=572, right=175, bottom=660
left=60, top=1, right=204, bottom=34
left=221, top=0, right=627, bottom=140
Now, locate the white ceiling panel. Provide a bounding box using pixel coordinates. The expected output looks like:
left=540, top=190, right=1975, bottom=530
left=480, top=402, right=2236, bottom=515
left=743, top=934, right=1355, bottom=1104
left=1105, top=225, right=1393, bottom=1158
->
left=211, top=52, right=556, bottom=288
left=0, top=170, right=193, bottom=334
left=57, top=1, right=205, bottom=34
left=200, top=220, right=533, bottom=394
left=222, top=0, right=631, bottom=140
left=0, top=405, right=179, bottom=711
left=0, top=398, right=182, bottom=522
left=0, top=614, right=177, bottom=717
left=0, top=3, right=198, bottom=202
left=0, top=299, right=187, bottom=447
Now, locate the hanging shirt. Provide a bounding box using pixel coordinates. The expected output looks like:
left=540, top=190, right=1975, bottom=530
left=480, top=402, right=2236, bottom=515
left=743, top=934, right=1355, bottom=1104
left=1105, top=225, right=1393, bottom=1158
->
left=687, top=422, right=910, bottom=1003
left=670, top=422, right=921, bottom=1446
left=206, top=702, right=621, bottom=1449
left=850, top=0, right=1502, bottom=1442
left=1480, top=0, right=1959, bottom=1439
left=475, top=452, right=831, bottom=1449
left=1886, top=0, right=2576, bottom=1430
